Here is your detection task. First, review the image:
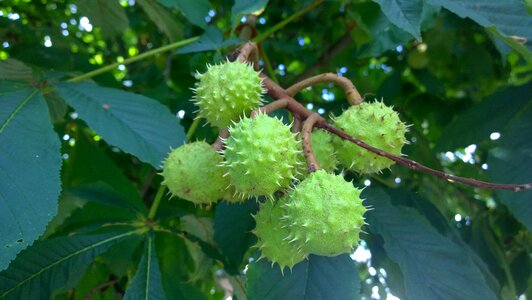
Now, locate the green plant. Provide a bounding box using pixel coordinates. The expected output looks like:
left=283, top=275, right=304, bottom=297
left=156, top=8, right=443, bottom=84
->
left=1, top=1, right=531, bottom=300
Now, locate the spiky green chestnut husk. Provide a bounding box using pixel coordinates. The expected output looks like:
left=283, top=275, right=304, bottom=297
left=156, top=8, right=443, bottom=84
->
left=162, top=142, right=228, bottom=204
left=253, top=200, right=308, bottom=270
left=192, top=61, right=264, bottom=128
left=282, top=170, right=366, bottom=256
left=296, top=130, right=337, bottom=179
left=333, top=101, right=407, bottom=174
left=223, top=114, right=300, bottom=198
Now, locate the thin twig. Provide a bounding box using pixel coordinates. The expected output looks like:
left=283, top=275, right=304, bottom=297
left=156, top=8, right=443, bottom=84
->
left=250, top=98, right=290, bottom=117
left=212, top=129, right=229, bottom=151
left=286, top=72, right=363, bottom=105
left=292, top=116, right=303, bottom=133
left=234, top=42, right=532, bottom=192
left=321, top=123, right=532, bottom=192
left=302, top=114, right=321, bottom=172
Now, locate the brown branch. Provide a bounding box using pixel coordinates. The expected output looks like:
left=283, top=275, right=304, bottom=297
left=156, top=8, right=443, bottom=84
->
left=250, top=98, right=290, bottom=117
left=321, top=123, right=532, bottom=192
left=292, top=115, right=303, bottom=133
left=235, top=42, right=259, bottom=70
left=302, top=114, right=321, bottom=172
left=286, top=72, right=363, bottom=105
left=212, top=129, right=229, bottom=151
left=234, top=42, right=532, bottom=192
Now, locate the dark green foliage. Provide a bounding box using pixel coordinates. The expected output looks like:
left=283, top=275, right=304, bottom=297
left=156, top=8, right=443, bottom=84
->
left=246, top=254, right=361, bottom=300
left=0, top=0, right=530, bottom=299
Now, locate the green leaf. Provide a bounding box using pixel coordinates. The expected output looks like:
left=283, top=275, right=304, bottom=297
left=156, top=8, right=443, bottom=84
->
left=231, top=0, right=269, bottom=28
left=156, top=0, right=210, bottom=28
left=54, top=82, right=185, bottom=168
left=351, top=2, right=413, bottom=58
left=77, top=0, right=129, bottom=38
left=246, top=254, right=361, bottom=300
left=137, top=0, right=183, bottom=42
left=0, top=230, right=139, bottom=300
left=0, top=89, right=61, bottom=271
left=435, top=83, right=532, bottom=151
left=427, top=0, right=532, bottom=52
left=176, top=27, right=243, bottom=54
left=0, top=59, right=33, bottom=82
left=124, top=234, right=165, bottom=300
left=181, top=215, right=215, bottom=281
left=365, top=187, right=497, bottom=300
left=213, top=199, right=259, bottom=274
left=372, top=0, right=423, bottom=39
left=66, top=182, right=147, bottom=215
left=487, top=102, right=532, bottom=230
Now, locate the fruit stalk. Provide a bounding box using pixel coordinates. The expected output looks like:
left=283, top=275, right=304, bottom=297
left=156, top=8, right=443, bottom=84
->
left=301, top=114, right=321, bottom=172
left=232, top=42, right=532, bottom=192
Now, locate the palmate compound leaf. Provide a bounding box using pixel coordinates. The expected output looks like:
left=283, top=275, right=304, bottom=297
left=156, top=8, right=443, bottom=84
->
left=124, top=234, right=165, bottom=300
left=246, top=254, right=361, bottom=300
left=365, top=187, right=497, bottom=300
left=54, top=82, right=185, bottom=168
left=0, top=230, right=140, bottom=300
left=0, top=88, right=61, bottom=271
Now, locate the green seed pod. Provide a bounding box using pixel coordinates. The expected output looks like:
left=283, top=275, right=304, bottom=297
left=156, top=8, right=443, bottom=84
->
left=162, top=141, right=228, bottom=204
left=333, top=101, right=407, bottom=174
left=282, top=170, right=366, bottom=256
left=223, top=114, right=300, bottom=198
left=253, top=199, right=308, bottom=271
left=192, top=61, right=264, bottom=128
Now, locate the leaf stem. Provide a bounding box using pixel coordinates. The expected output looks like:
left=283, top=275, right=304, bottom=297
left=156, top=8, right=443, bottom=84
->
left=67, top=37, right=199, bottom=83
left=186, top=118, right=201, bottom=141
left=148, top=184, right=166, bottom=219
left=252, top=0, right=324, bottom=43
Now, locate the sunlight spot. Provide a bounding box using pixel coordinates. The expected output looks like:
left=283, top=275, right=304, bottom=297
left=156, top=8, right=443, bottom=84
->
left=364, top=179, right=371, bottom=186
left=490, top=132, right=501, bottom=140
left=68, top=138, right=76, bottom=147
left=240, top=16, right=247, bottom=23
left=62, top=30, right=69, bottom=36
left=69, top=4, right=78, bottom=14
left=208, top=9, right=215, bottom=17
left=2, top=41, right=9, bottom=48
left=372, top=286, right=380, bottom=299
left=481, top=163, right=488, bottom=170
left=118, top=64, right=126, bottom=71
left=259, top=17, right=266, bottom=24
left=395, top=45, right=403, bottom=52
left=465, top=144, right=477, bottom=154
left=177, top=110, right=185, bottom=119
left=444, top=151, right=456, bottom=162
left=317, top=108, right=325, bottom=115
left=43, top=36, right=52, bottom=47
left=351, top=243, right=372, bottom=263
left=123, top=80, right=133, bottom=87
left=387, top=293, right=400, bottom=300
left=70, top=112, right=78, bottom=119
left=8, top=13, right=20, bottom=20
left=61, top=22, right=68, bottom=29
left=306, top=103, right=314, bottom=110
left=62, top=134, right=70, bottom=141
left=379, top=268, right=387, bottom=278
left=454, top=214, right=462, bottom=222
left=79, top=16, right=93, bottom=32
left=62, top=153, right=69, bottom=160
left=369, top=267, right=377, bottom=276
left=394, top=177, right=401, bottom=184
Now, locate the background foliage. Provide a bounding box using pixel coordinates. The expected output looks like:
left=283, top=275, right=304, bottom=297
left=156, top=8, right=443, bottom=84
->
left=0, top=0, right=531, bottom=299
